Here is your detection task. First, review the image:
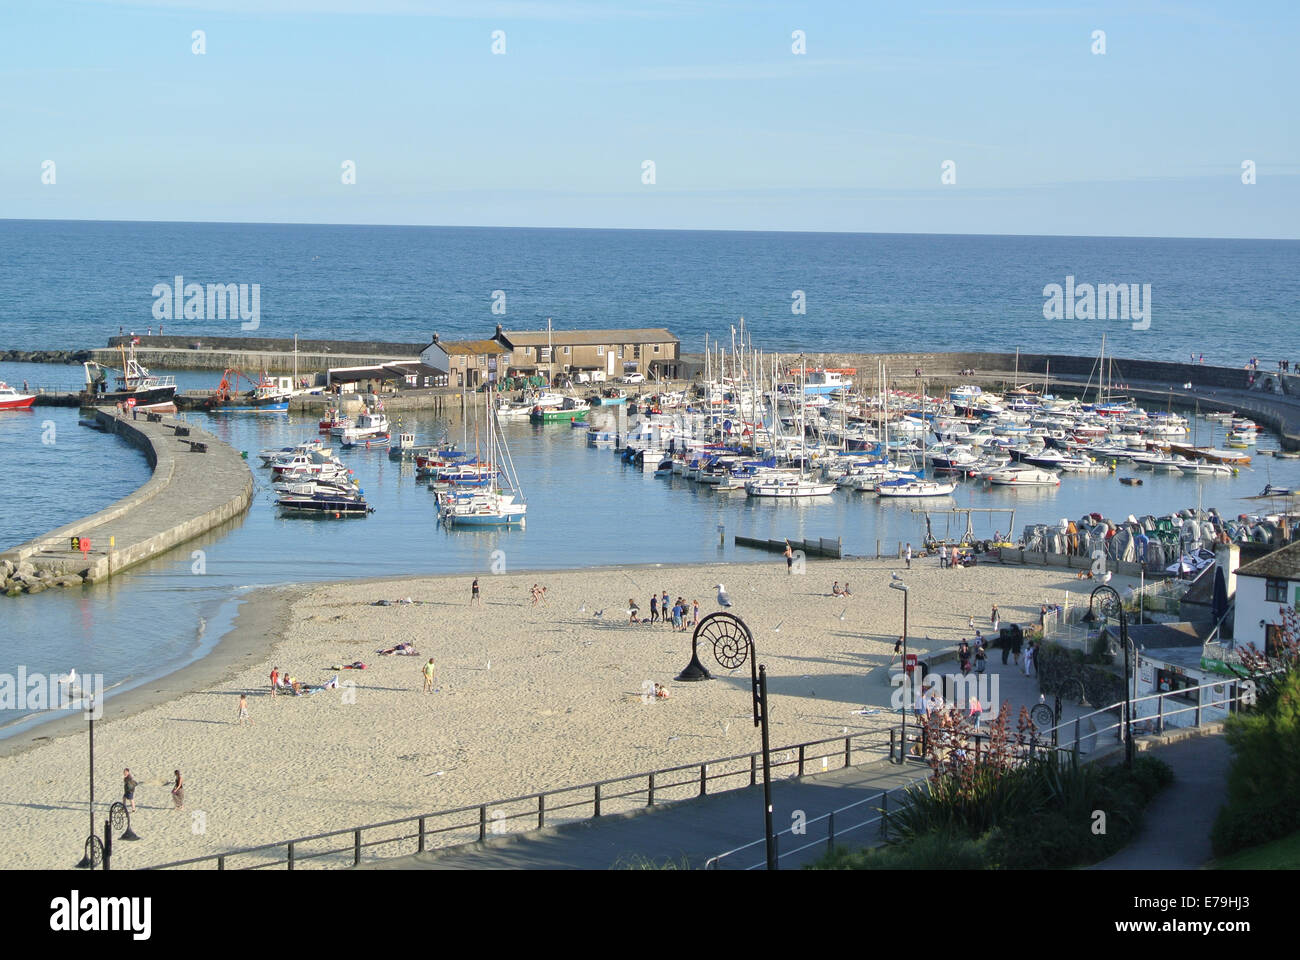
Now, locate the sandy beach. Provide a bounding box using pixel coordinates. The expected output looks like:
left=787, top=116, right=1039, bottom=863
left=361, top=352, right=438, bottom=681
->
left=0, top=556, right=1091, bottom=869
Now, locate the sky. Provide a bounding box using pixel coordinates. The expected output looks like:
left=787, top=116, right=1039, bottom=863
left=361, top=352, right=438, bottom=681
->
left=1, top=0, right=1296, bottom=237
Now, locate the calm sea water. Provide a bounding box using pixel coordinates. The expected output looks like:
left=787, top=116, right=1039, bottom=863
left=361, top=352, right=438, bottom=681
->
left=2, top=220, right=1299, bottom=736
left=1, top=220, right=1298, bottom=363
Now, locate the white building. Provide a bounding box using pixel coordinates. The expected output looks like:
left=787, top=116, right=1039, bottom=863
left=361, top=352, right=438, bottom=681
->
left=1231, top=540, right=1300, bottom=657
left=1128, top=623, right=1240, bottom=731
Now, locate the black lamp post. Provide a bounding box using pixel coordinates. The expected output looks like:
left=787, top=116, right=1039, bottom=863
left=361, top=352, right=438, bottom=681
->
left=1081, top=585, right=1134, bottom=768
left=890, top=577, right=909, bottom=761
left=676, top=612, right=776, bottom=870
left=75, top=695, right=103, bottom=869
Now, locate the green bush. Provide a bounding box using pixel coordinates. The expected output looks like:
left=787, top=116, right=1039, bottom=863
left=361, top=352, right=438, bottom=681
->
left=811, top=830, right=991, bottom=870
left=1211, top=669, right=1300, bottom=857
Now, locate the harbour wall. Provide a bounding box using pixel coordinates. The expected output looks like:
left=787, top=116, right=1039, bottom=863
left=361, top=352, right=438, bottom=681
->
left=0, top=409, right=254, bottom=594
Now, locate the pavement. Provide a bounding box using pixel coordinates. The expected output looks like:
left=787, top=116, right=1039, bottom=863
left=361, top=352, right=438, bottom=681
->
left=1090, top=733, right=1232, bottom=870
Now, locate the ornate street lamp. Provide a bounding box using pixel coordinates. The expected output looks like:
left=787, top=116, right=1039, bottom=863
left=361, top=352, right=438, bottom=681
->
left=75, top=695, right=103, bottom=869
left=676, top=612, right=776, bottom=870
left=890, top=576, right=909, bottom=761
left=1080, top=585, right=1134, bottom=767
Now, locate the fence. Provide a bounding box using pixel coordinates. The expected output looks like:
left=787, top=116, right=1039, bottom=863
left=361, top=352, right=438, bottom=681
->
left=144, top=730, right=895, bottom=870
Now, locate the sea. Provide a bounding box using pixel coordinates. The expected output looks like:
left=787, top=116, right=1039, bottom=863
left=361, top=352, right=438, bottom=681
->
left=2, top=220, right=1299, bottom=737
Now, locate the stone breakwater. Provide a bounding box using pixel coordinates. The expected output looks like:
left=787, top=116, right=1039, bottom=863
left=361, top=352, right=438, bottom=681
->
left=1, top=348, right=93, bottom=364
left=0, top=408, right=253, bottom=596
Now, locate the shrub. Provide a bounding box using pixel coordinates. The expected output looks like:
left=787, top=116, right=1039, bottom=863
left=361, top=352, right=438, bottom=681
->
left=811, top=830, right=991, bottom=870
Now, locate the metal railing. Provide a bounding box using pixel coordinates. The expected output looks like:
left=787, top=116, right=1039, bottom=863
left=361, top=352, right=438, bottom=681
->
left=144, top=729, right=894, bottom=870
left=704, top=782, right=920, bottom=870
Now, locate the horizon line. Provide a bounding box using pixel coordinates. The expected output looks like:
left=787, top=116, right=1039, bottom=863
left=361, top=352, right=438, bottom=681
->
left=1, top=217, right=1296, bottom=244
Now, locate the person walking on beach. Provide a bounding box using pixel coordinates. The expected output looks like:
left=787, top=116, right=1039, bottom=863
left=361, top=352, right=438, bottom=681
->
left=784, top=540, right=794, bottom=574
left=990, top=603, right=999, bottom=626
left=236, top=693, right=252, bottom=725
left=661, top=591, right=670, bottom=626
left=905, top=543, right=912, bottom=569
left=471, top=578, right=480, bottom=606
left=270, top=667, right=279, bottom=697
left=649, top=594, right=659, bottom=624
left=422, top=658, right=437, bottom=694
left=123, top=768, right=138, bottom=814
left=692, top=599, right=699, bottom=626
left=169, top=770, right=184, bottom=810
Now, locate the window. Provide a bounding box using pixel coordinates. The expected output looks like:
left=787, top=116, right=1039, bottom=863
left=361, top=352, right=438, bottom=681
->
left=1265, top=578, right=1289, bottom=602
left=634, top=344, right=642, bottom=359
left=654, top=344, right=660, bottom=353
left=617, top=347, right=623, bottom=359
left=563, top=346, right=570, bottom=355
left=597, top=346, right=605, bottom=355
left=541, top=348, right=551, bottom=362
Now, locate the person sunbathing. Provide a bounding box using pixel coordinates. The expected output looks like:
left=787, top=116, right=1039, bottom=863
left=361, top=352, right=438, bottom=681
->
left=378, top=642, right=418, bottom=656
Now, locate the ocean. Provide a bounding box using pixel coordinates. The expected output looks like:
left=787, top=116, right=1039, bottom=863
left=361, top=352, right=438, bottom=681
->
left=1, top=220, right=1297, bottom=363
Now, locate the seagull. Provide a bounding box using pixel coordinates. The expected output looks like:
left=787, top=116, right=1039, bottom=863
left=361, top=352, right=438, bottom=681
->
left=891, top=571, right=903, bottom=582
left=485, top=659, right=491, bottom=671
left=715, top=584, right=733, bottom=608
left=773, top=620, right=783, bottom=634
left=838, top=607, right=847, bottom=621
left=721, top=720, right=730, bottom=737
left=667, top=736, right=680, bottom=744
left=593, top=609, right=604, bottom=619
left=578, top=602, right=586, bottom=613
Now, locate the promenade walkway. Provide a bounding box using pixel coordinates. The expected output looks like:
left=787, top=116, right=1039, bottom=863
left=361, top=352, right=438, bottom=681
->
left=0, top=408, right=252, bottom=587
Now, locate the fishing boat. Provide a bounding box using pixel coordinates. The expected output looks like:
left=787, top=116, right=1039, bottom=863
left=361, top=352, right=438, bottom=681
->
left=1225, top=431, right=1256, bottom=448
left=529, top=397, right=588, bottom=423
left=0, top=382, right=36, bottom=410
left=319, top=407, right=350, bottom=433
left=333, top=408, right=389, bottom=441
left=82, top=342, right=177, bottom=410
left=204, top=369, right=292, bottom=412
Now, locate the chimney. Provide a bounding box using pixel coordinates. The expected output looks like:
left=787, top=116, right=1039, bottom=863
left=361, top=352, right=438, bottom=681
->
left=432, top=332, right=438, bottom=344
left=495, top=323, right=503, bottom=336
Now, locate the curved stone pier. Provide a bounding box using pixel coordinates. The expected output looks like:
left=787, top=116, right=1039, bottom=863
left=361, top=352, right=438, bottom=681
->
left=0, top=408, right=253, bottom=594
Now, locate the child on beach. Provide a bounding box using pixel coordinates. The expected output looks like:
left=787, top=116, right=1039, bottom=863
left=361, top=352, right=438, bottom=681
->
left=422, top=658, right=437, bottom=693
left=169, top=770, right=184, bottom=810
left=628, top=599, right=640, bottom=624
left=692, top=599, right=699, bottom=626
left=270, top=667, right=279, bottom=697
left=123, top=768, right=138, bottom=814
left=236, top=693, right=251, bottom=725
left=471, top=578, right=480, bottom=605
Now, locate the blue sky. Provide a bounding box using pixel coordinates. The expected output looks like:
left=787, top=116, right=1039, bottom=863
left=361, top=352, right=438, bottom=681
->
left=1, top=0, right=1296, bottom=237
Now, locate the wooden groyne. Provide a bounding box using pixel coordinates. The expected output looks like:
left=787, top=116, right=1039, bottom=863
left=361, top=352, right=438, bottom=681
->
left=0, top=408, right=253, bottom=595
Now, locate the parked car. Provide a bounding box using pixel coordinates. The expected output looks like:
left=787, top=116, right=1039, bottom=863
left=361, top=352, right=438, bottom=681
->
left=621, top=373, right=645, bottom=384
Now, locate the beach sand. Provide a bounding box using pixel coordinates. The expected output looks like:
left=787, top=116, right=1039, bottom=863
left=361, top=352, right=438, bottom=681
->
left=0, top=556, right=1089, bottom=869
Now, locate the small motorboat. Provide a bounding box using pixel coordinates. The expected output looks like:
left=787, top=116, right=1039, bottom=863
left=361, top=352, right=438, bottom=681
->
left=0, top=382, right=36, bottom=410
left=277, top=491, right=372, bottom=517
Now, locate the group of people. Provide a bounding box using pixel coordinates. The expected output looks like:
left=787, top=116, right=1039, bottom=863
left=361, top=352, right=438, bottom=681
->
left=269, top=667, right=339, bottom=696
left=529, top=583, right=548, bottom=605
left=956, top=636, right=987, bottom=677
left=830, top=581, right=853, bottom=597
left=121, top=767, right=184, bottom=812
left=631, top=591, right=699, bottom=631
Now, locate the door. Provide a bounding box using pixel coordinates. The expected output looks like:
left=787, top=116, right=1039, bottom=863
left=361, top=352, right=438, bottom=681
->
left=607, top=350, right=616, bottom=376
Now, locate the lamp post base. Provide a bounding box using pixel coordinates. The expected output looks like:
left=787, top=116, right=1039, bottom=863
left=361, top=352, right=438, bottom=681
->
left=675, top=653, right=713, bottom=682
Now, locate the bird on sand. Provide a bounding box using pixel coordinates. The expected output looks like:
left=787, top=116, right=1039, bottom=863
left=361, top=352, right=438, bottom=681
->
left=593, top=609, right=604, bottom=619
left=773, top=620, right=783, bottom=634
left=715, top=584, right=733, bottom=608
left=838, top=607, right=847, bottom=621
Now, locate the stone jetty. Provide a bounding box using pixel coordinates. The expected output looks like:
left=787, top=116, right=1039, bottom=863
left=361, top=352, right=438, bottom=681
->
left=0, top=408, right=253, bottom=596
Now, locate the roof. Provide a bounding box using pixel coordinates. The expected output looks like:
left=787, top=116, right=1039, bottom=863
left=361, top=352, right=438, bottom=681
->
left=1235, top=540, right=1300, bottom=580
left=428, top=339, right=507, bottom=356
left=329, top=361, right=446, bottom=383
left=499, top=328, right=678, bottom=347
left=1127, top=622, right=1208, bottom=649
